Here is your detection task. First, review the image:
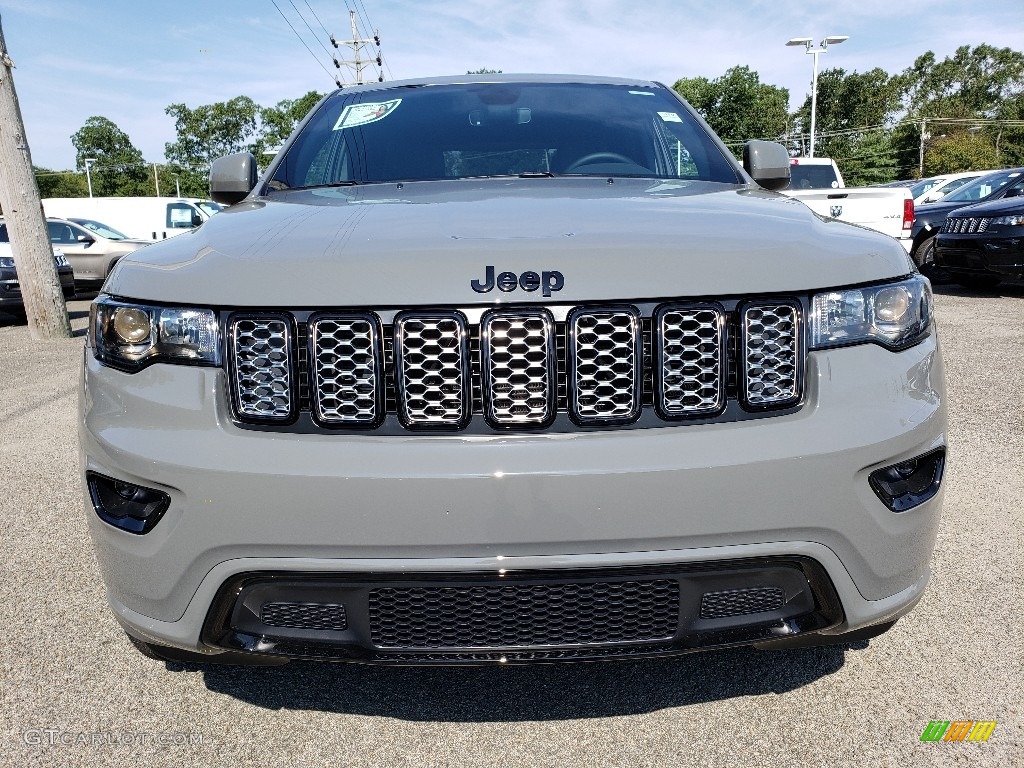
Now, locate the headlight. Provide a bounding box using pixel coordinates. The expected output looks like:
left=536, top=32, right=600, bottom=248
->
left=810, top=275, right=932, bottom=351
left=991, top=214, right=1024, bottom=227
left=90, top=295, right=221, bottom=371
left=0, top=256, right=13, bottom=268
left=54, top=250, right=69, bottom=268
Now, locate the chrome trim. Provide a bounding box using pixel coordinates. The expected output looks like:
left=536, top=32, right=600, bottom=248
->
left=393, top=310, right=472, bottom=430
left=739, top=300, right=803, bottom=410
left=227, top=312, right=297, bottom=424
left=480, top=308, right=557, bottom=429
left=567, top=305, right=643, bottom=426
left=308, top=312, right=384, bottom=429
left=653, top=302, right=727, bottom=419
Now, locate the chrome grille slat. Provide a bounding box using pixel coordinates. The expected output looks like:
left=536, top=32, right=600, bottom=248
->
left=481, top=309, right=555, bottom=427
left=394, top=312, right=471, bottom=428
left=568, top=307, right=642, bottom=425
left=741, top=302, right=801, bottom=408
left=310, top=314, right=382, bottom=426
left=656, top=303, right=725, bottom=417
left=229, top=315, right=294, bottom=421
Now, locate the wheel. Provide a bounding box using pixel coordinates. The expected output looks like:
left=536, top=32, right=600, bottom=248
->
left=955, top=274, right=1000, bottom=290
left=913, top=235, right=936, bottom=270
left=125, top=633, right=289, bottom=665
left=565, top=152, right=636, bottom=172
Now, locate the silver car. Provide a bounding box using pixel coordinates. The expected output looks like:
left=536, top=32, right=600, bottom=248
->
left=81, top=74, right=946, bottom=666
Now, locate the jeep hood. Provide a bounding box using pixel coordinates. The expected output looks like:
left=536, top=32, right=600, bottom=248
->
left=106, top=178, right=914, bottom=306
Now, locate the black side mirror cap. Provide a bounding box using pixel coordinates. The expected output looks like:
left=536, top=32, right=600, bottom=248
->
left=209, top=152, right=259, bottom=205
left=743, top=140, right=791, bottom=191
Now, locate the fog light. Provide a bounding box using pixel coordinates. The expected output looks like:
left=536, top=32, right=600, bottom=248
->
left=87, top=472, right=171, bottom=534
left=869, top=448, right=945, bottom=512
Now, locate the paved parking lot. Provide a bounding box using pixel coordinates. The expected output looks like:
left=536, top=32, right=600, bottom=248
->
left=0, top=287, right=1021, bottom=768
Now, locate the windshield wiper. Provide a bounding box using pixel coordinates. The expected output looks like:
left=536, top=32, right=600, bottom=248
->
left=518, top=172, right=555, bottom=178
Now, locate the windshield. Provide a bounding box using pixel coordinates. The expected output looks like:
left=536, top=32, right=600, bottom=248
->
left=196, top=202, right=222, bottom=216
left=68, top=218, right=128, bottom=240
left=942, top=170, right=1023, bottom=203
left=910, top=178, right=939, bottom=198
left=269, top=81, right=739, bottom=188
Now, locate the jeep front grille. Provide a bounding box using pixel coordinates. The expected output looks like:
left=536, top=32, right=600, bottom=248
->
left=942, top=216, right=991, bottom=234
left=227, top=299, right=805, bottom=431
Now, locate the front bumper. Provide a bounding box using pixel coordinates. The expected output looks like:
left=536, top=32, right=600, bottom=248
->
left=0, top=266, right=75, bottom=307
left=80, top=335, right=946, bottom=660
left=935, top=232, right=1024, bottom=278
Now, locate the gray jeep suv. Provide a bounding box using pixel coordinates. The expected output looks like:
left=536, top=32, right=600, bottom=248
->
left=81, top=75, right=946, bottom=665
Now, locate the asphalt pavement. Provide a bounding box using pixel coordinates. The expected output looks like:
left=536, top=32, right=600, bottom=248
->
left=0, top=287, right=1020, bottom=768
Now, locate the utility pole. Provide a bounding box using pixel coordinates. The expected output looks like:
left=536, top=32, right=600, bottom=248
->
left=0, top=15, right=70, bottom=338
left=153, top=163, right=160, bottom=196
left=330, top=10, right=382, bottom=86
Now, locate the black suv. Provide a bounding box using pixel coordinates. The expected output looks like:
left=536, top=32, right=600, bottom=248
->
left=934, top=193, right=1024, bottom=289
left=910, top=168, right=1024, bottom=270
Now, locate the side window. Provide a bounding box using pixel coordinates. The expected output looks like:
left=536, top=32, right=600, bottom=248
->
left=47, top=222, right=78, bottom=244
left=167, top=203, right=197, bottom=229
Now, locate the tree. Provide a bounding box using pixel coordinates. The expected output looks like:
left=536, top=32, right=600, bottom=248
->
left=673, top=66, right=789, bottom=153
left=924, top=132, right=1000, bottom=175
left=164, top=96, right=258, bottom=195
left=252, top=91, right=323, bottom=163
left=34, top=167, right=88, bottom=198
left=70, top=116, right=148, bottom=196
left=467, top=68, right=502, bottom=74
left=791, top=68, right=904, bottom=184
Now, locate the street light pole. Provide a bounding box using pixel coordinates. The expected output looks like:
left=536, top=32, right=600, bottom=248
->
left=786, top=35, right=849, bottom=158
left=84, top=157, right=97, bottom=198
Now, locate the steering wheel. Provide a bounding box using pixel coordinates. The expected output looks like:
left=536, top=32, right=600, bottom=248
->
left=565, top=152, right=637, bottom=172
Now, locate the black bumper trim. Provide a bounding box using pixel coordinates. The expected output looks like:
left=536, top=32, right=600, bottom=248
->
left=201, top=557, right=844, bottom=665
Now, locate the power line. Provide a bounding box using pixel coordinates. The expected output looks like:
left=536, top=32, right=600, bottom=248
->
left=302, top=0, right=331, bottom=36
left=287, top=0, right=334, bottom=59
left=270, top=0, right=339, bottom=86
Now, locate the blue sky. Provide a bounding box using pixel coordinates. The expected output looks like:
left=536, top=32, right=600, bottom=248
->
left=3, top=0, right=1022, bottom=170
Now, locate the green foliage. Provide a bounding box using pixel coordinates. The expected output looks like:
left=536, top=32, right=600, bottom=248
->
left=900, top=44, right=1024, bottom=119
left=673, top=66, right=789, bottom=146
left=924, top=133, right=1000, bottom=175
left=70, top=117, right=149, bottom=196
left=252, top=91, right=324, bottom=162
left=34, top=167, right=88, bottom=198
left=164, top=96, right=259, bottom=173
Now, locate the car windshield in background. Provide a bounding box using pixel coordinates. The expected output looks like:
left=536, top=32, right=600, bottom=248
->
left=270, top=81, right=740, bottom=188
left=196, top=202, right=222, bottom=217
left=942, top=170, right=1022, bottom=203
left=69, top=219, right=128, bottom=240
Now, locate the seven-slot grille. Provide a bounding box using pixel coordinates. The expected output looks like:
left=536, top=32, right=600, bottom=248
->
left=227, top=300, right=804, bottom=431
left=942, top=216, right=991, bottom=234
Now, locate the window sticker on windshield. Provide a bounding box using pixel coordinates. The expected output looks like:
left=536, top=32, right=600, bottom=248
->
left=629, top=90, right=654, bottom=96
left=333, top=99, right=402, bottom=130
left=658, top=111, right=683, bottom=123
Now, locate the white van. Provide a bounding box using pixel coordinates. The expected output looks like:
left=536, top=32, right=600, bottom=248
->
left=41, top=197, right=219, bottom=241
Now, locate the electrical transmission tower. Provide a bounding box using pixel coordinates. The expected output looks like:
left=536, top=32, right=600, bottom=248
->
left=330, top=10, right=382, bottom=87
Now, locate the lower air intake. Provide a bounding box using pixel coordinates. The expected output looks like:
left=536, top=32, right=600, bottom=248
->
left=260, top=602, right=348, bottom=632
left=699, top=587, right=785, bottom=619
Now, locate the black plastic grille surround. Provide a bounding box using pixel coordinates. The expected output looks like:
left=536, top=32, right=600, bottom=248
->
left=226, top=299, right=806, bottom=432
left=368, top=580, right=680, bottom=648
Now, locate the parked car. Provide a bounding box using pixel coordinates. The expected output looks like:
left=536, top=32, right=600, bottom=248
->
left=0, top=243, right=74, bottom=314
left=0, top=217, right=154, bottom=288
left=934, top=193, right=1024, bottom=289
left=41, top=197, right=213, bottom=241
left=909, top=168, right=1024, bottom=270
left=909, top=171, right=994, bottom=206
left=83, top=74, right=945, bottom=666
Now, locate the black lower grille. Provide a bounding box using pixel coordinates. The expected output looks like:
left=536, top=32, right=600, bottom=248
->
left=368, top=580, right=680, bottom=648
left=260, top=601, right=348, bottom=631
left=699, top=587, right=785, bottom=619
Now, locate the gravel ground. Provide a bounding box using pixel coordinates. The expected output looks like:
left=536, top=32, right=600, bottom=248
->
left=0, top=287, right=1020, bottom=768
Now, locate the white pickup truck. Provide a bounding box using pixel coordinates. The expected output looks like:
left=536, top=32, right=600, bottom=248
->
left=781, top=158, right=914, bottom=251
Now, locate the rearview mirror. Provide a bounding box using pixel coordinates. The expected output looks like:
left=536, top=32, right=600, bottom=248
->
left=743, top=141, right=791, bottom=191
left=210, top=152, right=259, bottom=205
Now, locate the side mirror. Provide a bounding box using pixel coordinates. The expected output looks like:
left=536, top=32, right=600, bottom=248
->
left=191, top=212, right=204, bottom=227
left=1004, top=187, right=1023, bottom=198
left=743, top=140, right=791, bottom=191
left=77, top=234, right=95, bottom=244
left=209, top=152, right=259, bottom=205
